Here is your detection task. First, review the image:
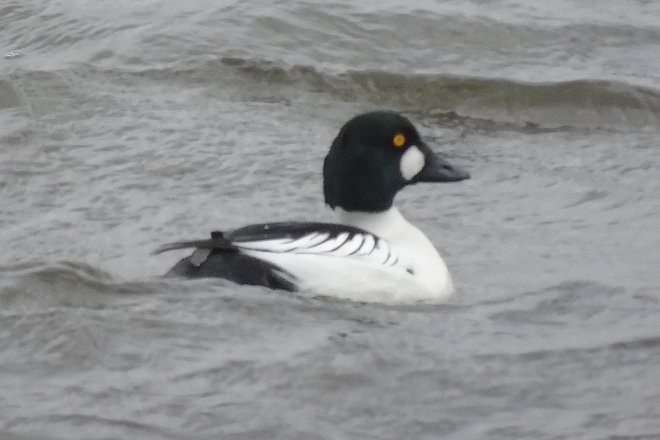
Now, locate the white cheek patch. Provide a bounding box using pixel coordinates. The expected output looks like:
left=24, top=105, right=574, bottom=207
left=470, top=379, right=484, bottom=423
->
left=399, top=145, right=425, bottom=181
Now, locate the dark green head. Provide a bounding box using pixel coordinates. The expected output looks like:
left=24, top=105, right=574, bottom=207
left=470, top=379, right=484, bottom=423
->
left=323, top=111, right=469, bottom=212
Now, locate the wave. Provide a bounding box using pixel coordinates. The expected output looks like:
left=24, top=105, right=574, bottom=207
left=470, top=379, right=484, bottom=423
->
left=187, top=57, right=660, bottom=130
left=485, top=333, right=660, bottom=363
left=0, top=260, right=321, bottom=316
left=8, top=57, right=660, bottom=131
left=476, top=280, right=660, bottom=360
left=0, top=261, right=202, bottom=312
left=0, top=78, right=23, bottom=109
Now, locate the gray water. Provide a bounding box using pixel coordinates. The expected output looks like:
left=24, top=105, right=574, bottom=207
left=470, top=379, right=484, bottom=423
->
left=2, top=1, right=660, bottom=439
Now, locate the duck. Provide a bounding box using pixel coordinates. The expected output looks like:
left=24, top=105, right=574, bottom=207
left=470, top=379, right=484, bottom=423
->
left=154, top=111, right=470, bottom=303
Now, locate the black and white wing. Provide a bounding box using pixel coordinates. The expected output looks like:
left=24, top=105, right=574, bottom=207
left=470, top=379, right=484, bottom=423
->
left=228, top=222, right=400, bottom=267
left=154, top=222, right=403, bottom=290
left=154, top=222, right=400, bottom=267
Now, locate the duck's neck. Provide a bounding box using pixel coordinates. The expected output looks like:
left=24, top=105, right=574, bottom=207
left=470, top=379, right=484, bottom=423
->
left=334, top=206, right=407, bottom=238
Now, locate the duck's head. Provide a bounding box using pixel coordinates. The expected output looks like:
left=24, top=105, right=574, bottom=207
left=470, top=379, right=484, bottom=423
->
left=323, top=111, right=470, bottom=212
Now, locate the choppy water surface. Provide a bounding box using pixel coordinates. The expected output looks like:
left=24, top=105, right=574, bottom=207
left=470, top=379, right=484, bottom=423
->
left=2, top=1, right=660, bottom=438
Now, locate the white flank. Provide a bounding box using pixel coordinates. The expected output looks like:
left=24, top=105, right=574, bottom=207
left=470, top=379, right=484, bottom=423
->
left=241, top=207, right=454, bottom=304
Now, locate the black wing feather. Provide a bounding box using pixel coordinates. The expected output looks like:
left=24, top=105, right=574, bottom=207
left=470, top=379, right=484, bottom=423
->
left=151, top=231, right=236, bottom=255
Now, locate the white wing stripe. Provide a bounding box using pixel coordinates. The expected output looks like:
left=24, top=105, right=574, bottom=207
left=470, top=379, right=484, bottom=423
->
left=285, top=232, right=326, bottom=250
left=236, top=238, right=298, bottom=252
left=325, top=234, right=366, bottom=257
left=384, top=249, right=398, bottom=266
left=301, top=232, right=350, bottom=253
left=348, top=234, right=366, bottom=255
left=235, top=232, right=333, bottom=253
left=233, top=230, right=401, bottom=268
left=355, top=234, right=376, bottom=256
left=370, top=239, right=389, bottom=265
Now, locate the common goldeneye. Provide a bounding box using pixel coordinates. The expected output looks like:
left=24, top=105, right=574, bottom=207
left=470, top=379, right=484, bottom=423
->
left=154, top=111, right=469, bottom=303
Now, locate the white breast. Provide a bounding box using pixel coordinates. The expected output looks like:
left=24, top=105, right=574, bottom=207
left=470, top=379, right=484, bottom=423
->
left=336, top=207, right=454, bottom=301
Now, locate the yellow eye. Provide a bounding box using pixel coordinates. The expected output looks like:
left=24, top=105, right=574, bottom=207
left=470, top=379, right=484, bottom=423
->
left=392, top=133, right=406, bottom=148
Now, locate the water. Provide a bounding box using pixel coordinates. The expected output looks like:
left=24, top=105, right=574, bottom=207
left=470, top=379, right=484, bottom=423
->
left=1, top=0, right=660, bottom=438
